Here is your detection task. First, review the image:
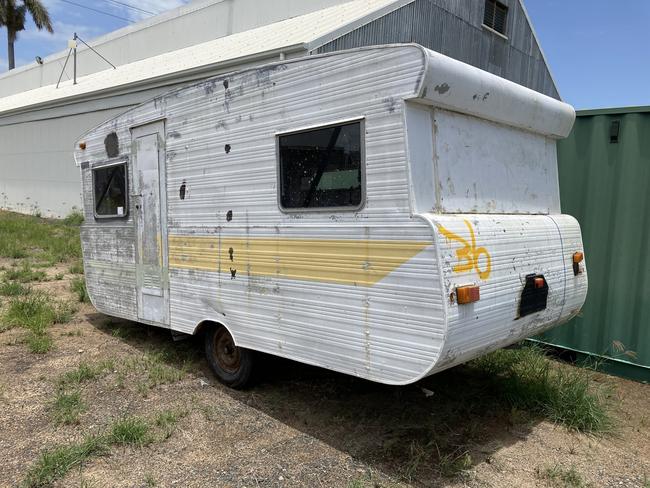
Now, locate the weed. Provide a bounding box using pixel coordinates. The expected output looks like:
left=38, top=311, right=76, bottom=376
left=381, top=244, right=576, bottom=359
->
left=144, top=474, right=157, bottom=487
left=57, top=360, right=114, bottom=387
left=4, top=262, right=46, bottom=283
left=53, top=302, right=77, bottom=324
left=155, top=409, right=179, bottom=429
left=438, top=449, right=472, bottom=478
left=538, top=464, right=585, bottom=488
left=154, top=408, right=187, bottom=439
left=110, top=416, right=152, bottom=446
left=347, top=478, right=365, bottom=488
left=62, top=209, right=84, bottom=226
left=470, top=345, right=613, bottom=433
left=70, top=277, right=89, bottom=303
left=123, top=350, right=188, bottom=390
left=68, top=260, right=84, bottom=275
left=0, top=281, right=30, bottom=296
left=22, top=435, right=107, bottom=488
left=54, top=273, right=64, bottom=281
left=51, top=390, right=86, bottom=425
left=2, top=293, right=55, bottom=331
left=0, top=211, right=81, bottom=262
left=26, top=331, right=54, bottom=353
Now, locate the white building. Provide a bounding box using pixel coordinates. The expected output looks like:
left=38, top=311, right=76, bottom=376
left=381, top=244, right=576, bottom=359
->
left=0, top=0, right=557, bottom=217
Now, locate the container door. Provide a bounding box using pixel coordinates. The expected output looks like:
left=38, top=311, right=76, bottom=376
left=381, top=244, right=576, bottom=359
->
left=131, top=121, right=169, bottom=325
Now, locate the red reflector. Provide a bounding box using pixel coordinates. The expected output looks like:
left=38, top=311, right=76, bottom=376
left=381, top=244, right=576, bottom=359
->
left=534, top=277, right=545, bottom=289
left=457, top=285, right=480, bottom=304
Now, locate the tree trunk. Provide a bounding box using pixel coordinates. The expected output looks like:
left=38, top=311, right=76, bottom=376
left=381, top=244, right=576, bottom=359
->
left=7, top=29, right=15, bottom=71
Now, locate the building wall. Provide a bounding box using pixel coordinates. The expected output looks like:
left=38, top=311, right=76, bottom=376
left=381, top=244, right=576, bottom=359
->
left=0, top=0, right=561, bottom=217
left=0, top=0, right=348, bottom=98
left=315, top=0, right=559, bottom=99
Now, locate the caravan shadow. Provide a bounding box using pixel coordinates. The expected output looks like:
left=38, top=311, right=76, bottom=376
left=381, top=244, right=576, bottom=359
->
left=86, top=313, right=538, bottom=485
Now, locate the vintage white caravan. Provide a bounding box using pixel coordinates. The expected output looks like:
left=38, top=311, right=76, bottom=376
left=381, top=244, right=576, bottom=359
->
left=74, top=44, right=587, bottom=388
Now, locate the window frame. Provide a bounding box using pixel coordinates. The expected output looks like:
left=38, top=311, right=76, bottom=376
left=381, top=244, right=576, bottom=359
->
left=482, top=0, right=509, bottom=38
left=91, top=160, right=129, bottom=220
left=275, top=117, right=366, bottom=214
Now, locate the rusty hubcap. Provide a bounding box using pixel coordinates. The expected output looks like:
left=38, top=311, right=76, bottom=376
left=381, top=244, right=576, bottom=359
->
left=213, top=328, right=241, bottom=374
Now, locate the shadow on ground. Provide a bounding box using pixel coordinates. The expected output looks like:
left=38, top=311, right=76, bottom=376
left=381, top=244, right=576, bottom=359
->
left=87, top=313, right=537, bottom=485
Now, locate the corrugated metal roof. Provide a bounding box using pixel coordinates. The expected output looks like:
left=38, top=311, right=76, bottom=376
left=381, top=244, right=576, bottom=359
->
left=576, top=106, right=650, bottom=116
left=0, top=0, right=409, bottom=117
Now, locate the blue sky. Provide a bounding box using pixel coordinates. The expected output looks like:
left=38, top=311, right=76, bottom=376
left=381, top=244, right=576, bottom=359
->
left=0, top=0, right=189, bottom=69
left=0, top=0, right=648, bottom=110
left=525, top=0, right=650, bottom=109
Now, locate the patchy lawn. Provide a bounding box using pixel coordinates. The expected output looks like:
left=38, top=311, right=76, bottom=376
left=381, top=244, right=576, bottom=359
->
left=0, top=211, right=648, bottom=487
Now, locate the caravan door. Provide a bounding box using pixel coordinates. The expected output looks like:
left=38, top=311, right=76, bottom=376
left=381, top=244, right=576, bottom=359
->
left=131, top=121, right=169, bottom=325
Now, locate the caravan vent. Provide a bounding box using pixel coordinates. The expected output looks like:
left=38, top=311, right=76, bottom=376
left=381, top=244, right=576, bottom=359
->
left=484, top=0, right=508, bottom=35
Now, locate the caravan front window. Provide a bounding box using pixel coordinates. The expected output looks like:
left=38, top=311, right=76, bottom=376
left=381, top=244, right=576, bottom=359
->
left=92, top=162, right=128, bottom=218
left=278, top=120, right=364, bottom=210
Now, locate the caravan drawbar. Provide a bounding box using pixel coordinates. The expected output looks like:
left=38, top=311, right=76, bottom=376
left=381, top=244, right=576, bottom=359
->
left=74, top=45, right=587, bottom=388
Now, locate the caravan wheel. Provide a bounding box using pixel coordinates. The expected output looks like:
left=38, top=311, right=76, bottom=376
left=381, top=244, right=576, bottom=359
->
left=204, top=325, right=254, bottom=389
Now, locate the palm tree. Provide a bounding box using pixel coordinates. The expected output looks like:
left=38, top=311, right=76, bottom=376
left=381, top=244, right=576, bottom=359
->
left=0, top=0, right=53, bottom=70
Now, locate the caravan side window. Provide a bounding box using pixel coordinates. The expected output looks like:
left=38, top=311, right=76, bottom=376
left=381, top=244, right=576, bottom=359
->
left=92, top=162, right=128, bottom=218
left=278, top=120, right=364, bottom=210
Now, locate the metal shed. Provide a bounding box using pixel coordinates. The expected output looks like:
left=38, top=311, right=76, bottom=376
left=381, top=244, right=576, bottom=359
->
left=537, top=106, right=650, bottom=382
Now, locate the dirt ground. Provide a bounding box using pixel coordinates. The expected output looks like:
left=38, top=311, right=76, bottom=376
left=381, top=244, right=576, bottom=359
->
left=0, top=258, right=649, bottom=488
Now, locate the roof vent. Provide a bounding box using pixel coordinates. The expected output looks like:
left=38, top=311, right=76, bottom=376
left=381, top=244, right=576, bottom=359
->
left=484, top=0, right=508, bottom=35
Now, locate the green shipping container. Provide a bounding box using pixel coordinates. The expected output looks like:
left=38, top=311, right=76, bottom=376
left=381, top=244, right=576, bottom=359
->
left=536, top=106, right=650, bottom=382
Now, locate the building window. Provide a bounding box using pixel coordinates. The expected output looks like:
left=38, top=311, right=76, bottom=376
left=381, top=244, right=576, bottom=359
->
left=278, top=120, right=363, bottom=210
left=92, top=162, right=128, bottom=218
left=484, top=0, right=508, bottom=35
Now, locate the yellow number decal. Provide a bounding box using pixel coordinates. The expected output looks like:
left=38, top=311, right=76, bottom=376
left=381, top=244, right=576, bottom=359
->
left=437, top=220, right=491, bottom=280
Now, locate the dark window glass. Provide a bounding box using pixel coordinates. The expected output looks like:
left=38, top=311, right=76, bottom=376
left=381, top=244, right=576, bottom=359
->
left=279, top=121, right=363, bottom=209
left=484, top=0, right=508, bottom=35
left=93, top=163, right=127, bottom=217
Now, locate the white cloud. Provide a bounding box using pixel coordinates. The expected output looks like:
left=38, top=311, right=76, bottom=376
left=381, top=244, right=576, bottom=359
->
left=105, top=0, right=190, bottom=22
left=20, top=20, right=103, bottom=46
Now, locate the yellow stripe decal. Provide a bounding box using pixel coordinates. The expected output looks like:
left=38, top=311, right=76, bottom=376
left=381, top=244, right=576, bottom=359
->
left=168, top=236, right=430, bottom=286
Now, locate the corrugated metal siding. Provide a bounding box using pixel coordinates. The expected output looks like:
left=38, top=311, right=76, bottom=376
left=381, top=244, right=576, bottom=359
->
left=315, top=0, right=559, bottom=99
left=538, top=110, right=650, bottom=380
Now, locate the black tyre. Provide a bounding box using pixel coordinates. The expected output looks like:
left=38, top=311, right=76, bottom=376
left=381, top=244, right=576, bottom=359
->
left=204, top=325, right=254, bottom=389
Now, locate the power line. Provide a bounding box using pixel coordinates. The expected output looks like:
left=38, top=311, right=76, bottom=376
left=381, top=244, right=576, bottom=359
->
left=100, top=0, right=158, bottom=16
left=58, top=0, right=135, bottom=23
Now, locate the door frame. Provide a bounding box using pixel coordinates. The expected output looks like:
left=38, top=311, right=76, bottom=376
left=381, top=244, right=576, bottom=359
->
left=130, top=120, right=170, bottom=326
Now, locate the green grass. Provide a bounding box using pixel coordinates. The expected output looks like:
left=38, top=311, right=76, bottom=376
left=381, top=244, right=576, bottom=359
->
left=68, top=261, right=84, bottom=275
left=538, top=464, right=585, bottom=488
left=22, top=435, right=107, bottom=488
left=154, top=408, right=188, bottom=439
left=62, top=210, right=84, bottom=226
left=1, top=292, right=75, bottom=351
left=4, top=262, right=46, bottom=283
left=24, top=410, right=180, bottom=486
left=51, top=390, right=87, bottom=426
left=70, top=277, right=89, bottom=303
left=122, top=349, right=188, bottom=394
left=0, top=281, right=31, bottom=296
left=470, top=345, right=613, bottom=433
left=57, top=360, right=115, bottom=388
left=0, top=211, right=82, bottom=263
left=26, top=332, right=54, bottom=354
left=110, top=416, right=152, bottom=446
left=2, top=293, right=55, bottom=331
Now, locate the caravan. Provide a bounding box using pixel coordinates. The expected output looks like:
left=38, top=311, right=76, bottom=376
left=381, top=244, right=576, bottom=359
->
left=74, top=45, right=587, bottom=388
